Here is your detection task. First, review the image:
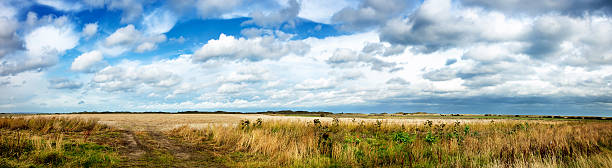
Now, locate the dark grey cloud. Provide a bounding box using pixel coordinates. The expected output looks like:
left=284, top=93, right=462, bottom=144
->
left=523, top=16, right=575, bottom=58
left=331, top=0, right=416, bottom=31
left=462, top=0, right=612, bottom=16
left=0, top=17, right=21, bottom=59
left=0, top=52, right=60, bottom=76
left=48, top=78, right=83, bottom=90
left=370, top=94, right=612, bottom=116
left=423, top=57, right=534, bottom=89
left=378, top=0, right=487, bottom=52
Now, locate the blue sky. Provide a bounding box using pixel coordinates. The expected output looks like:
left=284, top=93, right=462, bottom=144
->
left=0, top=0, right=611, bottom=116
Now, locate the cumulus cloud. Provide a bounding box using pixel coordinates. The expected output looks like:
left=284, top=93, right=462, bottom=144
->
left=82, top=22, right=98, bottom=37
left=361, top=42, right=406, bottom=56
left=244, top=0, right=300, bottom=27
left=135, top=42, right=157, bottom=53
left=105, top=25, right=141, bottom=46
left=196, top=0, right=242, bottom=18
left=376, top=0, right=612, bottom=68
left=217, top=83, right=247, bottom=93
left=524, top=15, right=612, bottom=65
left=217, top=66, right=269, bottom=83
left=422, top=68, right=456, bottom=81
left=103, top=24, right=167, bottom=55
left=108, top=0, right=145, bottom=23
left=298, top=0, right=351, bottom=24
left=462, top=43, right=525, bottom=63
left=379, top=0, right=528, bottom=52
left=332, top=0, right=413, bottom=30
left=193, top=34, right=309, bottom=62
left=48, top=78, right=83, bottom=89
left=326, top=48, right=397, bottom=71
left=0, top=14, right=79, bottom=76
left=71, top=50, right=104, bottom=72
left=92, top=61, right=182, bottom=92
left=0, top=16, right=20, bottom=58
left=4, top=0, right=612, bottom=115
left=240, top=28, right=295, bottom=40
left=26, top=25, right=79, bottom=57
left=142, top=8, right=177, bottom=35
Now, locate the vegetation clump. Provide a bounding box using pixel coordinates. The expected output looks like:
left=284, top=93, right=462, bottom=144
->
left=171, top=118, right=612, bottom=167
left=0, top=116, right=119, bottom=167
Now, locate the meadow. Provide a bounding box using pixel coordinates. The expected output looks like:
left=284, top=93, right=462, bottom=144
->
left=1, top=113, right=611, bottom=167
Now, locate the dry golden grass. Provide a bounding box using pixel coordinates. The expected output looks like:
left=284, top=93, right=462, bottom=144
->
left=16, top=114, right=611, bottom=167
left=170, top=118, right=612, bottom=167
left=0, top=116, right=119, bottom=167
left=30, top=114, right=517, bottom=131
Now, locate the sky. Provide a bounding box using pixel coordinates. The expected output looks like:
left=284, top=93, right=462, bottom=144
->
left=0, top=0, right=611, bottom=116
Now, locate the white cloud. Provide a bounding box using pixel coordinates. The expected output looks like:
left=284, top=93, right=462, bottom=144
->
left=135, top=42, right=156, bottom=53
left=142, top=8, right=177, bottom=35
left=326, top=48, right=397, bottom=71
left=193, top=34, right=309, bottom=62
left=102, top=24, right=167, bottom=55
left=295, top=78, right=336, bottom=90
left=298, top=0, right=352, bottom=24
left=217, top=66, right=269, bottom=83
left=196, top=0, right=241, bottom=18
left=105, top=24, right=141, bottom=46
left=36, top=0, right=84, bottom=11
left=92, top=60, right=183, bottom=92
left=1, top=15, right=79, bottom=76
left=243, top=0, right=300, bottom=27
left=26, top=25, right=79, bottom=56
left=71, top=50, right=104, bottom=72
left=82, top=22, right=98, bottom=37
left=379, top=0, right=528, bottom=51
left=0, top=2, right=17, bottom=19
left=3, top=0, right=612, bottom=115
left=48, top=78, right=83, bottom=89
left=217, top=83, right=247, bottom=93
left=331, top=0, right=413, bottom=30
left=109, top=0, right=144, bottom=23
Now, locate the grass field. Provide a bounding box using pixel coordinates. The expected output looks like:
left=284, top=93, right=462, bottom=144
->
left=1, top=113, right=611, bottom=167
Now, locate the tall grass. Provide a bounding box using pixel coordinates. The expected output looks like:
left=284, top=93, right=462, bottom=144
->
left=170, top=119, right=612, bottom=167
left=0, top=116, right=118, bottom=167
left=0, top=116, right=106, bottom=133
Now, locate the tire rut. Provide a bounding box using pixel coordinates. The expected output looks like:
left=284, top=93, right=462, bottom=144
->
left=118, top=129, right=225, bottom=168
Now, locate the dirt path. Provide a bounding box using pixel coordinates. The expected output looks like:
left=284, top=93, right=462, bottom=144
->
left=118, top=128, right=225, bottom=168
